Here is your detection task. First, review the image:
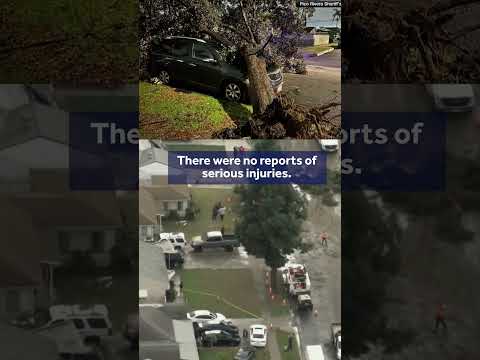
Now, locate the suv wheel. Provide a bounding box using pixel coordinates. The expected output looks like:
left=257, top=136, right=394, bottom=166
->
left=224, top=82, right=243, bottom=102
left=153, top=70, right=171, bottom=85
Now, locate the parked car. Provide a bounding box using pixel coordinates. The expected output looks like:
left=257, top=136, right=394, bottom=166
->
left=426, top=84, right=475, bottom=112
left=150, top=36, right=283, bottom=102
left=234, top=346, right=257, bottom=360
left=195, top=320, right=239, bottom=336
left=305, top=345, right=325, bottom=360
left=201, top=330, right=241, bottom=347
left=296, top=294, right=313, bottom=311
left=249, top=324, right=268, bottom=347
left=191, top=231, right=240, bottom=252
left=40, top=305, right=112, bottom=343
left=187, top=310, right=227, bottom=324
left=320, top=139, right=339, bottom=152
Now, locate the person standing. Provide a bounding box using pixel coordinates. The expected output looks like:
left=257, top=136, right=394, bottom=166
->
left=433, top=304, right=447, bottom=333
left=218, top=206, right=226, bottom=221
left=321, top=232, right=328, bottom=247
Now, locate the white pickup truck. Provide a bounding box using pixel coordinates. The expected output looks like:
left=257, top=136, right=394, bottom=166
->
left=280, top=263, right=311, bottom=296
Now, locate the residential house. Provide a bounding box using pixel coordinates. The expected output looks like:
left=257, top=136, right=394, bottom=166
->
left=140, top=145, right=191, bottom=219
left=140, top=305, right=199, bottom=360
left=0, top=85, right=132, bottom=313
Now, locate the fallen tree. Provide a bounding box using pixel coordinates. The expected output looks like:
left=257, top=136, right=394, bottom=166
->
left=343, top=0, right=480, bottom=81
left=213, top=93, right=340, bottom=139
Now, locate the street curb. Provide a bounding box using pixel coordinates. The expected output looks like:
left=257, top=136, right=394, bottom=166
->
left=314, top=47, right=335, bottom=57
left=293, top=326, right=304, bottom=360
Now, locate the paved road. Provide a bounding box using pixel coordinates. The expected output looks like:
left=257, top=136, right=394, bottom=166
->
left=343, top=84, right=480, bottom=160
left=291, top=184, right=341, bottom=359
left=283, top=67, right=340, bottom=109
left=301, top=49, right=341, bottom=69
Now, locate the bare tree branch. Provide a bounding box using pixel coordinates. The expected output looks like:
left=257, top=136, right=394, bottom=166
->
left=247, top=32, right=273, bottom=56
left=239, top=0, right=257, bottom=44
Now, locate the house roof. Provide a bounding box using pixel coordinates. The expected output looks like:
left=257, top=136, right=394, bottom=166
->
left=144, top=184, right=190, bottom=202
left=139, top=241, right=168, bottom=303
left=0, top=101, right=68, bottom=151
left=140, top=147, right=169, bottom=168
left=139, top=187, right=157, bottom=225
left=0, top=260, right=37, bottom=287
left=140, top=306, right=176, bottom=342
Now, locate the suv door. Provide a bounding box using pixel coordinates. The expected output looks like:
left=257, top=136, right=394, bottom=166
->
left=188, top=42, right=223, bottom=91
left=170, top=39, right=193, bottom=82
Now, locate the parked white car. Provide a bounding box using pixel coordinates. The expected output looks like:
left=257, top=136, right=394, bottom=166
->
left=42, top=304, right=112, bottom=342
left=187, top=310, right=227, bottom=324
left=249, top=324, right=268, bottom=347
left=426, top=84, right=475, bottom=112
left=320, top=139, right=339, bottom=152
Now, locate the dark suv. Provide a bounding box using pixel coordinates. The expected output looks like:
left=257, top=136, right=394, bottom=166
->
left=150, top=36, right=283, bottom=102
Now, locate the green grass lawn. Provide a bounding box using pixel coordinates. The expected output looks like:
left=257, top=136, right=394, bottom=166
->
left=2, top=0, right=137, bottom=82
left=140, top=82, right=252, bottom=139
left=276, top=330, right=301, bottom=360
left=181, top=269, right=262, bottom=318
left=163, top=187, right=239, bottom=241
left=199, top=347, right=269, bottom=360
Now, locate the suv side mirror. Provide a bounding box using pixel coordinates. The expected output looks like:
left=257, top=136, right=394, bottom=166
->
left=204, top=58, right=218, bottom=64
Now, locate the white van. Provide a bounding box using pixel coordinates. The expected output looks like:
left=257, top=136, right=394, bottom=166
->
left=305, top=345, right=325, bottom=360
left=43, top=305, right=113, bottom=343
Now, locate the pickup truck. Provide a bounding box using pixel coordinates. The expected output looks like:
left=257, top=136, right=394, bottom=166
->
left=191, top=231, right=240, bottom=252
left=331, top=322, right=341, bottom=360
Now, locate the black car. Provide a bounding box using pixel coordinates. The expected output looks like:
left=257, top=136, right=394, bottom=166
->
left=234, top=346, right=256, bottom=360
left=194, top=320, right=239, bottom=337
left=150, top=36, right=283, bottom=102
left=200, top=330, right=241, bottom=347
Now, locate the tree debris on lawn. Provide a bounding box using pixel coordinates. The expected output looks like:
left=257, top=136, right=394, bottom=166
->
left=213, top=93, right=340, bottom=139
left=343, top=0, right=480, bottom=82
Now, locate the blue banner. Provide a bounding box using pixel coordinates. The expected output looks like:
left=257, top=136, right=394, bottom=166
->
left=168, top=151, right=327, bottom=185
left=69, top=112, right=139, bottom=190
left=342, top=112, right=446, bottom=191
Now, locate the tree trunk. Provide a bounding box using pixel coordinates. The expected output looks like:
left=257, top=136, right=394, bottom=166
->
left=242, top=46, right=274, bottom=114
left=270, top=267, right=278, bottom=293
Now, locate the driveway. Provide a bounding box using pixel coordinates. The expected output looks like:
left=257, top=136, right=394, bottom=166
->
left=283, top=67, right=340, bottom=110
